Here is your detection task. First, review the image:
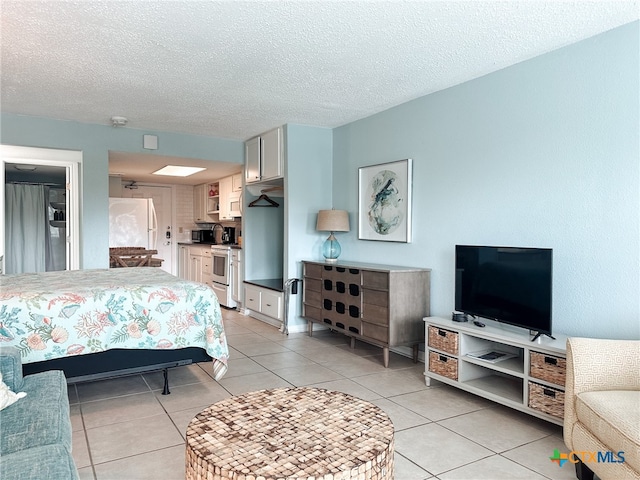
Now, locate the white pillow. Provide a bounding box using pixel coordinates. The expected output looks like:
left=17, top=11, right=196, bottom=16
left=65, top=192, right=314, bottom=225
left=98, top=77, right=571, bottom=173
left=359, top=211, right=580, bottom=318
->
left=0, top=372, right=27, bottom=411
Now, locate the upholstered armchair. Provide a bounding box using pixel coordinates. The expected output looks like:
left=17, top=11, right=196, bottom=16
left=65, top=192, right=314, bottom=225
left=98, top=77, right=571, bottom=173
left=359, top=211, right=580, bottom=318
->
left=564, top=337, right=640, bottom=480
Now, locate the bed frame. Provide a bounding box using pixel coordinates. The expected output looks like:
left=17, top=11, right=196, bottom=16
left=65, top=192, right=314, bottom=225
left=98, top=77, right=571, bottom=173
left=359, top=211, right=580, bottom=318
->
left=22, top=347, right=212, bottom=395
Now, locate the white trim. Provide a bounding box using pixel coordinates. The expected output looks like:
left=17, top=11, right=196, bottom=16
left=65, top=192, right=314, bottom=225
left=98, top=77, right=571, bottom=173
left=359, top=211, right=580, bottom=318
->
left=1, top=145, right=82, bottom=271
left=120, top=180, right=177, bottom=276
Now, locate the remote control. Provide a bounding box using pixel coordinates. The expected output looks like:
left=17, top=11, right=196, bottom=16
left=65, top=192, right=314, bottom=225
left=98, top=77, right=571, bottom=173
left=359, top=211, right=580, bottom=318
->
left=473, top=321, right=485, bottom=328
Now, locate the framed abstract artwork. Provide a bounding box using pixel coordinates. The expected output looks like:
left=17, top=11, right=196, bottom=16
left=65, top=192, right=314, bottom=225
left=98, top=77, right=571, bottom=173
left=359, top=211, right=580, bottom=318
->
left=358, top=158, right=412, bottom=242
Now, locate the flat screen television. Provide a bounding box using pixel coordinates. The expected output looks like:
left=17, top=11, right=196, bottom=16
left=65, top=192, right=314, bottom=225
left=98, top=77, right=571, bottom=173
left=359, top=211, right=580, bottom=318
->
left=455, top=245, right=553, bottom=340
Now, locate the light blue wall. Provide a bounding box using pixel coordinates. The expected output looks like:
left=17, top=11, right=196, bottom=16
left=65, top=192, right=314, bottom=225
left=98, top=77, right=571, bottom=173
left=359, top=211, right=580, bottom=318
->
left=284, top=124, right=333, bottom=328
left=333, top=22, right=639, bottom=339
left=1, top=114, right=244, bottom=268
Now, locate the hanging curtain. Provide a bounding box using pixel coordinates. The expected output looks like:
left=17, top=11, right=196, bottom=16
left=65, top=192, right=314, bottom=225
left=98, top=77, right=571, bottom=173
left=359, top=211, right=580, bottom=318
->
left=5, top=184, right=46, bottom=274
left=43, top=185, right=56, bottom=271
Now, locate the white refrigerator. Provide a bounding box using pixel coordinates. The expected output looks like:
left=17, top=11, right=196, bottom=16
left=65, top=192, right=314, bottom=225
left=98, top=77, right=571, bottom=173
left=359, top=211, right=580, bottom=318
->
left=109, top=198, right=157, bottom=249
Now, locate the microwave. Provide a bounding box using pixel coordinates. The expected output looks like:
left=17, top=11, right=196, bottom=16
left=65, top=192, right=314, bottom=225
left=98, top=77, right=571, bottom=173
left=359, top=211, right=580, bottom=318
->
left=192, top=229, right=215, bottom=243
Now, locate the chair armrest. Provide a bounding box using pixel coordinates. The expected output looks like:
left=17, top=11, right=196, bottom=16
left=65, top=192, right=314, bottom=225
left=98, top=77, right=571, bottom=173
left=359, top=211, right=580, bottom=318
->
left=564, top=337, right=640, bottom=450
left=0, top=346, right=24, bottom=391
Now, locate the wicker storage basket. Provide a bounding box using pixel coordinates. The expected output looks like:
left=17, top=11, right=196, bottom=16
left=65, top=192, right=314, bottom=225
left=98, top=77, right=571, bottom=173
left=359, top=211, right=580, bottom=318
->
left=428, top=351, right=458, bottom=380
left=428, top=326, right=459, bottom=355
left=528, top=382, right=564, bottom=419
left=530, top=352, right=566, bottom=386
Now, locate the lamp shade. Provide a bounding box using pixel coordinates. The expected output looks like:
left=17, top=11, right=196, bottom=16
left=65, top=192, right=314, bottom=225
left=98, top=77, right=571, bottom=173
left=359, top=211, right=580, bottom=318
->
left=316, top=210, right=350, bottom=232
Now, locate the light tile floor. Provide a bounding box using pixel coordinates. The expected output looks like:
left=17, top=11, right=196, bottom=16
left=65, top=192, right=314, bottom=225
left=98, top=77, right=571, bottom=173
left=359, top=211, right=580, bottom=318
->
left=69, top=309, right=577, bottom=480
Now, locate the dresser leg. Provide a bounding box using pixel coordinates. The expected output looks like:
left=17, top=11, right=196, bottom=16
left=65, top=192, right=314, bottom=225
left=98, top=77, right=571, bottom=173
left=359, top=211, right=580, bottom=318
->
left=383, top=347, right=389, bottom=367
left=412, top=344, right=419, bottom=363
left=308, top=321, right=313, bottom=337
left=350, top=337, right=356, bottom=349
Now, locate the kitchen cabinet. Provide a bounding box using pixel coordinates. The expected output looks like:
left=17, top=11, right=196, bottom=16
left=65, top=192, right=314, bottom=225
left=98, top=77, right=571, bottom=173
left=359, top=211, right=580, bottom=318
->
left=219, top=175, right=241, bottom=220
left=206, top=182, right=220, bottom=216
left=180, top=244, right=212, bottom=284
left=178, top=245, right=189, bottom=280
left=244, top=283, right=283, bottom=322
left=231, top=249, right=242, bottom=304
left=201, top=248, right=213, bottom=285
left=190, top=253, right=203, bottom=283
left=231, top=173, right=242, bottom=192
left=194, top=184, right=216, bottom=223
left=245, top=127, right=283, bottom=184
left=218, top=177, right=232, bottom=220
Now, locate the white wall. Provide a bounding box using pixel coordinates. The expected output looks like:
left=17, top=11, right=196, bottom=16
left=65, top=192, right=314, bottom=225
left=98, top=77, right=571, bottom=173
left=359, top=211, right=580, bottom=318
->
left=332, top=22, right=639, bottom=340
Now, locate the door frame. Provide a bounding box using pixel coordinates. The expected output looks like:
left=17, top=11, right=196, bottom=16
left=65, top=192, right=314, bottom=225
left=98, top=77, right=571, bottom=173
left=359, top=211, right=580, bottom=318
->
left=120, top=181, right=176, bottom=275
left=1, top=145, right=82, bottom=272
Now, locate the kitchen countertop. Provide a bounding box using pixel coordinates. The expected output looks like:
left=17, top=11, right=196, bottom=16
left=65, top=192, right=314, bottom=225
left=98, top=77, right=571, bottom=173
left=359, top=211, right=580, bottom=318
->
left=178, top=242, right=241, bottom=249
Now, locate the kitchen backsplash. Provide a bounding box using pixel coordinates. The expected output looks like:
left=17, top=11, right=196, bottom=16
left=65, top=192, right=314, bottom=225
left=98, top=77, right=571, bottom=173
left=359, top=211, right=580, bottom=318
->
left=177, top=184, right=241, bottom=243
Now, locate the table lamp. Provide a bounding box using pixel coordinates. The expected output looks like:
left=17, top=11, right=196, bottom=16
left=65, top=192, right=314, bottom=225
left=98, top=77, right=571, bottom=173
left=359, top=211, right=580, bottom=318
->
left=316, top=209, right=350, bottom=263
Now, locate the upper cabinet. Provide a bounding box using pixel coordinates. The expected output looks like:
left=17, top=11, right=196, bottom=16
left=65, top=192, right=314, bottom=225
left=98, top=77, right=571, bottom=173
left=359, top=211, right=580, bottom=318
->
left=194, top=182, right=220, bottom=223
left=218, top=176, right=232, bottom=220
left=231, top=173, right=243, bottom=192
left=218, top=175, right=242, bottom=221
left=194, top=184, right=212, bottom=223
left=245, top=127, right=283, bottom=184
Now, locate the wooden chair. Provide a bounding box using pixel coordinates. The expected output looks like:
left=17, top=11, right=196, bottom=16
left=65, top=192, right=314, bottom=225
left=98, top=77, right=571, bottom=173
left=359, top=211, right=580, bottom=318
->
left=109, top=247, right=163, bottom=268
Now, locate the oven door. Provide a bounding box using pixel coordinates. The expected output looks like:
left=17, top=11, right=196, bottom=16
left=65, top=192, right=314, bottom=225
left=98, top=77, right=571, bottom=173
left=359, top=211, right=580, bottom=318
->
left=211, top=249, right=230, bottom=285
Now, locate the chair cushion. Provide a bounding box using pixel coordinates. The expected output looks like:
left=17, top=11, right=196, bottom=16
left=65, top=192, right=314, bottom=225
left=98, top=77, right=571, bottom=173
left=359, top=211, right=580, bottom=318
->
left=0, top=370, right=71, bottom=455
left=0, top=346, right=24, bottom=392
left=0, top=444, right=79, bottom=480
left=576, top=390, right=640, bottom=473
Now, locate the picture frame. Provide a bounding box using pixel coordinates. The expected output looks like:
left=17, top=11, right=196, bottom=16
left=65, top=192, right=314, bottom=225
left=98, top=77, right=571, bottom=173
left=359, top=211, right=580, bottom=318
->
left=358, top=158, right=412, bottom=242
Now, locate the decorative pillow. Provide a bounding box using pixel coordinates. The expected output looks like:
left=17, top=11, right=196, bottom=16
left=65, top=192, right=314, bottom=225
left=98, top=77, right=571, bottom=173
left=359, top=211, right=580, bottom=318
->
left=0, top=372, right=27, bottom=411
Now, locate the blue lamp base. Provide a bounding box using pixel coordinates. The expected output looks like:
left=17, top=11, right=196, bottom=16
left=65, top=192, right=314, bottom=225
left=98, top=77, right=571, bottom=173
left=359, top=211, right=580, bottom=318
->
left=322, top=233, right=341, bottom=263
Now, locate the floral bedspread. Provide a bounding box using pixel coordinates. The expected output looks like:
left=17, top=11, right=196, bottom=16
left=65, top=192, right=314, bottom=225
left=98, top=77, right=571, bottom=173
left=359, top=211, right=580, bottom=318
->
left=0, top=268, right=228, bottom=380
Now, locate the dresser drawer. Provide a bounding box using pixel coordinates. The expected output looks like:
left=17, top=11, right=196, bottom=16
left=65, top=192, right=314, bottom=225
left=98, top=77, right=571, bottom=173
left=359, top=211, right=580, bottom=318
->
left=361, top=304, right=388, bottom=326
left=304, top=277, right=322, bottom=293
left=304, top=263, right=323, bottom=279
left=362, top=270, right=388, bottom=290
left=323, top=265, right=361, bottom=284
left=362, top=321, right=388, bottom=343
left=303, top=288, right=321, bottom=306
left=303, top=304, right=322, bottom=322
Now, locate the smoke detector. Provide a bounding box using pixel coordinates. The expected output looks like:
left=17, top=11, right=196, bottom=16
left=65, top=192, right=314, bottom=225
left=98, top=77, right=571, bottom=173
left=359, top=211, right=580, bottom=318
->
left=111, top=116, right=128, bottom=127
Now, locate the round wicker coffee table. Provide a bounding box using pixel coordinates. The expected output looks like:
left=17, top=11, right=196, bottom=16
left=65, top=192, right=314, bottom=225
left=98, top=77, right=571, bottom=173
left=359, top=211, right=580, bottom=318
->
left=185, top=387, right=394, bottom=480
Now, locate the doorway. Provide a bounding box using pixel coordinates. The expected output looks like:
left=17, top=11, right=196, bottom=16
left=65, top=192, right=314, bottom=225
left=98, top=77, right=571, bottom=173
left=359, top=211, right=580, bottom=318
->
left=121, top=184, right=174, bottom=274
left=1, top=145, right=81, bottom=274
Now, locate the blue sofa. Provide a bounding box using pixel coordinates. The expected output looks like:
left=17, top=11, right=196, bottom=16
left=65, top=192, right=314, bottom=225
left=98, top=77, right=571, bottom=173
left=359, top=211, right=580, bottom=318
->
left=0, top=346, right=79, bottom=480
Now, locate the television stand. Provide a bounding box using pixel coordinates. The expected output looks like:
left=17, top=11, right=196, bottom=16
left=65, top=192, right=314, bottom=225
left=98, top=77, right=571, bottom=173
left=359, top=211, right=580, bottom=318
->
left=424, top=316, right=568, bottom=425
left=530, top=331, right=556, bottom=342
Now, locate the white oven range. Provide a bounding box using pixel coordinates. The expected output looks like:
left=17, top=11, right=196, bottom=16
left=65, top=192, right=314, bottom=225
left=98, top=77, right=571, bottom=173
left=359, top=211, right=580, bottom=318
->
left=210, top=245, right=236, bottom=308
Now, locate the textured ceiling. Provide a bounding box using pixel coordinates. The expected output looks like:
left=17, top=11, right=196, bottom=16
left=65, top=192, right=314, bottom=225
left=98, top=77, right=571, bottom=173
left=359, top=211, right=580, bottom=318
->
left=1, top=1, right=638, bottom=142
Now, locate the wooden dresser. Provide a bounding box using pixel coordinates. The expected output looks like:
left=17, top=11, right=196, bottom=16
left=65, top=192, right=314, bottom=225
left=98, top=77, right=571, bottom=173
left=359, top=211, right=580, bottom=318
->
left=301, top=260, right=431, bottom=367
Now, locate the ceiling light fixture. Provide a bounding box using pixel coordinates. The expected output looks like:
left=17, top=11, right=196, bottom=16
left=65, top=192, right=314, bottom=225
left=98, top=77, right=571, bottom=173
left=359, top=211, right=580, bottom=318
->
left=111, top=116, right=128, bottom=127
left=152, top=165, right=206, bottom=177
left=14, top=164, right=37, bottom=171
